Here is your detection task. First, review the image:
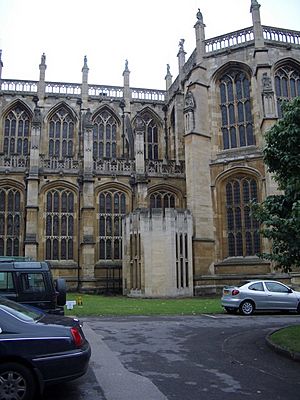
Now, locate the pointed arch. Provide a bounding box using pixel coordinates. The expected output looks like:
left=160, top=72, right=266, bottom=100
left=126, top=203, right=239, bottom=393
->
left=46, top=101, right=78, bottom=122
left=46, top=102, right=76, bottom=158
left=96, top=183, right=131, bottom=263
left=133, top=107, right=163, bottom=161
left=273, top=58, right=300, bottom=117
left=147, top=184, right=184, bottom=208
left=93, top=105, right=121, bottom=125
left=212, top=62, right=254, bottom=151
left=0, top=181, right=25, bottom=256
left=43, top=184, right=77, bottom=261
left=132, top=107, right=163, bottom=128
left=92, top=106, right=121, bottom=159
left=2, top=100, right=33, bottom=156
left=212, top=61, right=253, bottom=83
left=214, top=167, right=262, bottom=259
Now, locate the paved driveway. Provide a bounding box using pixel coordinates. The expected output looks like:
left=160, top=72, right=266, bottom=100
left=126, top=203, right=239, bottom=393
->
left=43, top=313, right=300, bottom=400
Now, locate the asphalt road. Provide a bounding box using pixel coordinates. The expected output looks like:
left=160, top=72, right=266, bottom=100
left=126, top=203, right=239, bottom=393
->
left=42, top=313, right=300, bottom=400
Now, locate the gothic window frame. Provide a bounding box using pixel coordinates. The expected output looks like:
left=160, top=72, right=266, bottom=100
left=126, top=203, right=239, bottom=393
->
left=0, top=187, right=23, bottom=257
left=92, top=108, right=119, bottom=159
left=45, top=188, right=75, bottom=261
left=149, top=190, right=177, bottom=209
left=219, top=70, right=255, bottom=150
left=97, top=189, right=127, bottom=262
left=48, top=106, right=75, bottom=158
left=224, top=176, right=260, bottom=258
left=3, top=105, right=31, bottom=156
left=274, top=64, right=300, bottom=117
left=139, top=111, right=160, bottom=161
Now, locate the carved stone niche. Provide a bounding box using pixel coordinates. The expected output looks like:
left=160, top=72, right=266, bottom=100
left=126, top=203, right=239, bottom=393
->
left=184, top=91, right=195, bottom=133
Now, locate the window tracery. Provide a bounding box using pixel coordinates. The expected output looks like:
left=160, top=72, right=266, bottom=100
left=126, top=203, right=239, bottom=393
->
left=149, top=191, right=176, bottom=209
left=98, top=190, right=126, bottom=261
left=275, top=65, right=300, bottom=117
left=3, top=106, right=30, bottom=156
left=219, top=71, right=255, bottom=149
left=0, top=188, right=22, bottom=256
left=225, top=176, right=260, bottom=257
left=93, top=110, right=118, bottom=159
left=45, top=189, right=75, bottom=260
left=48, top=106, right=74, bottom=158
left=140, top=111, right=159, bottom=160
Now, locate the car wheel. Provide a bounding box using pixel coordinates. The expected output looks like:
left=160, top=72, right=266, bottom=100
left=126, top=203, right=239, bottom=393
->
left=239, top=300, right=255, bottom=315
left=0, top=362, right=36, bottom=400
left=297, top=302, right=300, bottom=314
left=225, top=307, right=238, bottom=314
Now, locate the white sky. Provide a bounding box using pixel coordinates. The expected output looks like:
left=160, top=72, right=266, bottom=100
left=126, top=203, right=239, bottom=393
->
left=0, top=0, right=299, bottom=89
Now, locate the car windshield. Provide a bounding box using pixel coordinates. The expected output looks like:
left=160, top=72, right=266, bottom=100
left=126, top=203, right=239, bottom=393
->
left=0, top=297, right=44, bottom=322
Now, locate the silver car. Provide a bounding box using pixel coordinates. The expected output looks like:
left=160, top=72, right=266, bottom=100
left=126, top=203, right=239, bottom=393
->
left=221, top=280, right=300, bottom=315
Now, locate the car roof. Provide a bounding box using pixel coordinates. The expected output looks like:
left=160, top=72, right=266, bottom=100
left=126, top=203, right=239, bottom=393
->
left=0, top=261, right=50, bottom=271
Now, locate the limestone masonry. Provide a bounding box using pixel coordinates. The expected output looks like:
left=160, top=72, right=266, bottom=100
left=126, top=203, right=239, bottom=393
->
left=0, top=1, right=299, bottom=295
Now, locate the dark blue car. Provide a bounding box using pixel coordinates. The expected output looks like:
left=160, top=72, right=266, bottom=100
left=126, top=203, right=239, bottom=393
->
left=0, top=298, right=91, bottom=400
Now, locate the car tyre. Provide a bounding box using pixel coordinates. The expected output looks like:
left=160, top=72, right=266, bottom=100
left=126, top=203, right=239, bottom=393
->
left=0, top=362, right=36, bottom=400
left=297, top=302, right=300, bottom=314
left=239, top=300, right=255, bottom=315
left=225, top=307, right=238, bottom=314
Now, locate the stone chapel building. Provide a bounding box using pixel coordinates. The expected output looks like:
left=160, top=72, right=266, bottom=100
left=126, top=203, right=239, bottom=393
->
left=0, top=1, right=299, bottom=296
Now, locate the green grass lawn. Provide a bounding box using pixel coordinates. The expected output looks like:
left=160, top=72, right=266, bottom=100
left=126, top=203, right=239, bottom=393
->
left=270, top=325, right=300, bottom=353
left=65, top=293, right=223, bottom=316
left=65, top=293, right=300, bottom=355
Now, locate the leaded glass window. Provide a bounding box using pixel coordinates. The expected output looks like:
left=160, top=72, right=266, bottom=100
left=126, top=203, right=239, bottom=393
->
left=219, top=71, right=255, bottom=149
left=149, top=191, right=176, bottom=209
left=98, top=190, right=126, bottom=261
left=3, top=106, right=30, bottom=156
left=275, top=65, right=300, bottom=117
left=140, top=112, right=159, bottom=160
left=225, top=177, right=260, bottom=257
left=48, top=107, right=74, bottom=158
left=45, top=189, right=75, bottom=260
left=0, top=188, right=22, bottom=256
left=93, top=110, right=118, bottom=159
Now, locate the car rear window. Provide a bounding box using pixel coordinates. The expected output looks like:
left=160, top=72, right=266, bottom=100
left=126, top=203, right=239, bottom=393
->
left=249, top=282, right=264, bottom=291
left=0, top=298, right=43, bottom=322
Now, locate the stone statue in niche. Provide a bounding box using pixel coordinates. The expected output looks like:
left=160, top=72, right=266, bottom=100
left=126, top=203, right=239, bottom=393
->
left=83, top=108, right=92, bottom=128
left=33, top=106, right=42, bottom=124
left=184, top=91, right=195, bottom=110
left=262, top=72, right=272, bottom=91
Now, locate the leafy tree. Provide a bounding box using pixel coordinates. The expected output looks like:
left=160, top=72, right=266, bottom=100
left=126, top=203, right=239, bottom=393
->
left=252, top=97, right=300, bottom=272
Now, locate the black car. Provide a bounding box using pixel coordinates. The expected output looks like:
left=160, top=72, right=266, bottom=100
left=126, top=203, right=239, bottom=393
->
left=0, top=259, right=66, bottom=314
left=0, top=298, right=91, bottom=400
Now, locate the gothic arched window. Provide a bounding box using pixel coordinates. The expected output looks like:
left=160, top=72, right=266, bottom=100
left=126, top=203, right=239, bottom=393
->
left=275, top=65, right=300, bottom=117
left=140, top=112, right=159, bottom=160
left=45, top=189, right=75, bottom=260
left=3, top=106, right=30, bottom=156
left=98, top=190, right=126, bottom=261
left=48, top=106, right=74, bottom=158
left=0, top=188, right=22, bottom=256
left=93, top=109, right=118, bottom=159
left=219, top=71, right=255, bottom=150
left=149, top=191, right=176, bottom=209
left=225, top=177, right=260, bottom=257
